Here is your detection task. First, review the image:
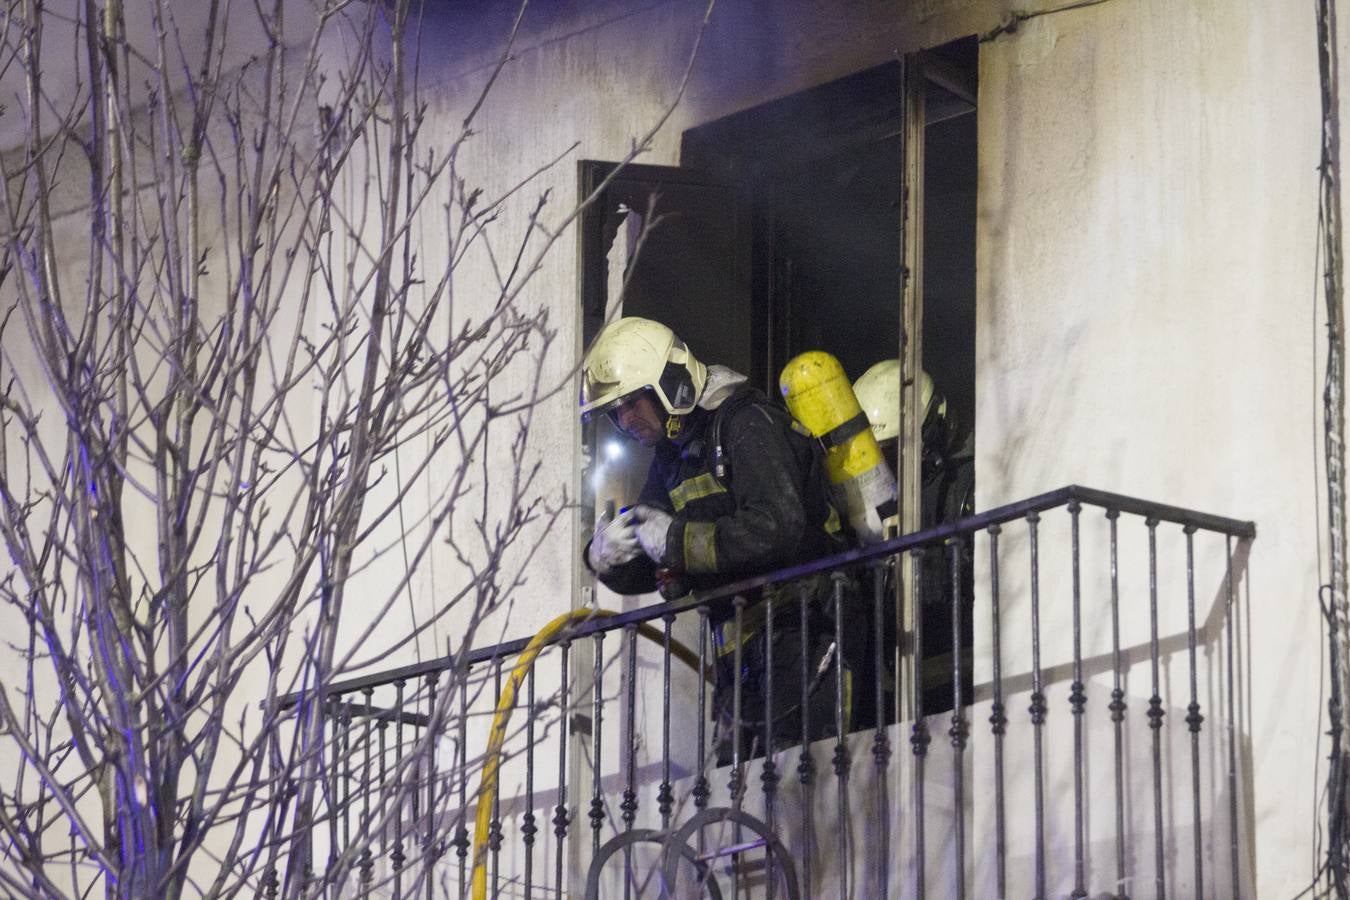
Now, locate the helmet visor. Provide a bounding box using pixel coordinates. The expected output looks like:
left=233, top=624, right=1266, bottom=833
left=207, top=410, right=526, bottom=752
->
left=581, top=381, right=652, bottom=424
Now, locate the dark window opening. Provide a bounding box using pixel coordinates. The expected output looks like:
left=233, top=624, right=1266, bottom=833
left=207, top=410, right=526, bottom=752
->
left=579, top=37, right=979, bottom=722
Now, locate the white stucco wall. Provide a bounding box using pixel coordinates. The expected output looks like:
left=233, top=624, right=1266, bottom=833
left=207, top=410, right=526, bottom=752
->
left=978, top=1, right=1325, bottom=895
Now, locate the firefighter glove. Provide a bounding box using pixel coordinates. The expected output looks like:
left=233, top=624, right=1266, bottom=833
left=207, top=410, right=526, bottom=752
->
left=632, top=504, right=673, bottom=565
left=588, top=508, right=641, bottom=574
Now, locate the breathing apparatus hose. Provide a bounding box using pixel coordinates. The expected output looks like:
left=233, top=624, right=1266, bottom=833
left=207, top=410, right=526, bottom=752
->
left=470, top=607, right=710, bottom=899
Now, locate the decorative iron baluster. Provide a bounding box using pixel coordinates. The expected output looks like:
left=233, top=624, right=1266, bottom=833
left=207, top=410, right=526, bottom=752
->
left=554, top=640, right=572, bottom=892
left=797, top=582, right=817, bottom=894
left=524, top=666, right=537, bottom=900
left=343, top=698, right=355, bottom=886
left=623, top=624, right=639, bottom=900
left=1027, top=512, right=1047, bottom=900
left=291, top=697, right=317, bottom=897
left=491, top=659, right=504, bottom=899
left=871, top=561, right=892, bottom=900
left=454, top=668, right=470, bottom=897
left=731, top=595, right=746, bottom=806
left=351, top=696, right=361, bottom=885
left=764, top=593, right=779, bottom=900
left=948, top=538, right=968, bottom=900
left=832, top=572, right=851, bottom=900
left=1185, top=525, right=1205, bottom=897
left=1069, top=501, right=1087, bottom=899
left=392, top=678, right=407, bottom=895
left=910, top=546, right=929, bottom=900
left=1225, top=535, right=1241, bottom=897
left=1106, top=512, right=1128, bottom=900
left=623, top=624, right=640, bottom=835
left=590, top=632, right=605, bottom=855
left=988, top=524, right=1008, bottom=900
left=359, top=688, right=375, bottom=894
left=424, top=672, right=438, bottom=900
left=659, top=614, right=676, bottom=832
left=1146, top=517, right=1167, bottom=899
left=377, top=716, right=388, bottom=894
left=328, top=698, right=340, bottom=880
left=731, top=595, right=746, bottom=898
left=694, top=609, right=711, bottom=859
left=410, top=757, right=420, bottom=866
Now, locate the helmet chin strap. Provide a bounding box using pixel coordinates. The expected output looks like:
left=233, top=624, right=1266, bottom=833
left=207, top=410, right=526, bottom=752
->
left=665, top=414, right=683, bottom=440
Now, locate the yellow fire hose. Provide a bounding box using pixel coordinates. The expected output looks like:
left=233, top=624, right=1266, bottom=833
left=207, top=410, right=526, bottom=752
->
left=470, top=608, right=709, bottom=899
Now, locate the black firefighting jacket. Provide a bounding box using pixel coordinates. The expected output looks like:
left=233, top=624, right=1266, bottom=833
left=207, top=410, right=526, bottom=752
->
left=588, top=375, right=846, bottom=601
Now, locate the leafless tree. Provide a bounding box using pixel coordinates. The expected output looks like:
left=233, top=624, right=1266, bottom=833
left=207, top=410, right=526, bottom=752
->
left=0, top=0, right=711, bottom=895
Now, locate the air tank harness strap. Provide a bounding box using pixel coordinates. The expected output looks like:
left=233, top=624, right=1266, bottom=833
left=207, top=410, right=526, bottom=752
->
left=818, top=412, right=871, bottom=449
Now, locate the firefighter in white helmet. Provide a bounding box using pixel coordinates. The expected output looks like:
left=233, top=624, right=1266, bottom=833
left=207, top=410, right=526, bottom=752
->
left=853, top=360, right=971, bottom=521
left=853, top=362, right=943, bottom=463
left=581, top=317, right=852, bottom=758
left=853, top=359, right=974, bottom=714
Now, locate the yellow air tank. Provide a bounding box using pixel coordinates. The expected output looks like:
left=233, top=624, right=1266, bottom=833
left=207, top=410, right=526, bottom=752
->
left=780, top=351, right=898, bottom=545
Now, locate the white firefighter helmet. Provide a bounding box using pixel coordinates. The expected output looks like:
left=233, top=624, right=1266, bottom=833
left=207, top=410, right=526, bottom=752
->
left=853, top=360, right=943, bottom=442
left=580, top=317, right=708, bottom=420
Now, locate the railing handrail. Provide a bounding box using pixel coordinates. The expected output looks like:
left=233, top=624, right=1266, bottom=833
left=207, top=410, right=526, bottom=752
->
left=275, top=483, right=1255, bottom=708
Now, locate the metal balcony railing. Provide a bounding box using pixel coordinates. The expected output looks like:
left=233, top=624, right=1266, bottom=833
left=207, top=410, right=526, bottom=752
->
left=270, top=484, right=1256, bottom=899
